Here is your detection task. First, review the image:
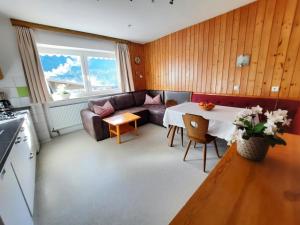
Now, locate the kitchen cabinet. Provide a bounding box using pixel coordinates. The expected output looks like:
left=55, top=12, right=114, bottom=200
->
left=0, top=159, right=33, bottom=225
left=11, top=118, right=36, bottom=216
left=0, top=110, right=38, bottom=225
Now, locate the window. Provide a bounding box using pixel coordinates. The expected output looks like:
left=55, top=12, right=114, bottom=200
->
left=38, top=45, right=120, bottom=101
left=87, top=56, right=118, bottom=92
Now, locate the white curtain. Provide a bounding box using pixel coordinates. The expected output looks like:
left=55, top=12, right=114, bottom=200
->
left=116, top=43, right=135, bottom=92
left=15, top=26, right=51, bottom=103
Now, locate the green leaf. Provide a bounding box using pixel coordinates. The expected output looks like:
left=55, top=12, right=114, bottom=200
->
left=253, top=123, right=265, bottom=134
left=243, top=119, right=252, bottom=129
left=266, top=136, right=287, bottom=147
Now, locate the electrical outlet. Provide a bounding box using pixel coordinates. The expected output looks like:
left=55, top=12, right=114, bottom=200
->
left=233, top=85, right=240, bottom=91
left=271, top=86, right=280, bottom=92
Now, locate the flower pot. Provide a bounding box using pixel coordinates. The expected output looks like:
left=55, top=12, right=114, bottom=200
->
left=60, top=93, right=70, bottom=100
left=237, top=137, right=269, bottom=161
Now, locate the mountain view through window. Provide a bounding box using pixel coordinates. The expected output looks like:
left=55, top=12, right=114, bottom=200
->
left=38, top=47, right=120, bottom=100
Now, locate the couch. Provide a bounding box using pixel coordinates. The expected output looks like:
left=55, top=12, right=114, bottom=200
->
left=192, top=93, right=300, bottom=135
left=81, top=90, right=192, bottom=141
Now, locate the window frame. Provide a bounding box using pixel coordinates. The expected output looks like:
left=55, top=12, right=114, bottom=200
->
left=37, top=45, right=121, bottom=100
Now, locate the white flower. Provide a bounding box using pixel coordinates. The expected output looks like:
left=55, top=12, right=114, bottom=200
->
left=273, top=109, right=288, bottom=118
left=282, top=118, right=292, bottom=126
left=234, top=119, right=245, bottom=127
left=265, top=111, right=284, bottom=124
left=251, top=105, right=263, bottom=114
left=264, top=120, right=277, bottom=135
left=238, top=108, right=253, bottom=118
left=230, top=128, right=246, bottom=144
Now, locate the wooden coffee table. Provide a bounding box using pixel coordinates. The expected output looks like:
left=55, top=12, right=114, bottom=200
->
left=103, top=112, right=141, bottom=144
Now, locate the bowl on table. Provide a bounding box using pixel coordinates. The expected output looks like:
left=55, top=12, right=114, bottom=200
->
left=198, top=102, right=215, bottom=111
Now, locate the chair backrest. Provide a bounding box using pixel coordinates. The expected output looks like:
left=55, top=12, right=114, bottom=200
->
left=183, top=114, right=209, bottom=143
left=165, top=99, right=178, bottom=108
left=165, top=91, right=191, bottom=104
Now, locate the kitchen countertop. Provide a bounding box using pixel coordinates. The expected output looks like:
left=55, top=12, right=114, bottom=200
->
left=0, top=114, right=25, bottom=172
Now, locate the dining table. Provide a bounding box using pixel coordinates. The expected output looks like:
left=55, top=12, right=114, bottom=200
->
left=163, top=102, right=243, bottom=146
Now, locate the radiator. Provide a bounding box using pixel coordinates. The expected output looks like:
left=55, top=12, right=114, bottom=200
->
left=47, top=102, right=88, bottom=130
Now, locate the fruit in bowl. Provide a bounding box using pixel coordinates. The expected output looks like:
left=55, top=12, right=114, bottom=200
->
left=199, top=102, right=215, bottom=111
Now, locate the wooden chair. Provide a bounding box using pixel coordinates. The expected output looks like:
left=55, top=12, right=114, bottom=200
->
left=166, top=99, right=184, bottom=146
left=182, top=113, right=221, bottom=172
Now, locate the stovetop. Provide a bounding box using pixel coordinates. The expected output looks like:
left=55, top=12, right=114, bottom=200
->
left=0, top=111, right=17, bottom=122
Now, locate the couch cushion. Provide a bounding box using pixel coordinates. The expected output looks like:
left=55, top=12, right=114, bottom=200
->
left=143, top=104, right=166, bottom=126
left=113, top=107, right=149, bottom=126
left=144, top=94, right=161, bottom=105
left=164, top=91, right=191, bottom=104
left=88, top=96, right=116, bottom=112
left=114, top=106, right=148, bottom=115
left=132, top=90, right=147, bottom=106
left=113, top=93, right=135, bottom=110
left=147, top=90, right=164, bottom=103
left=93, top=101, right=115, bottom=117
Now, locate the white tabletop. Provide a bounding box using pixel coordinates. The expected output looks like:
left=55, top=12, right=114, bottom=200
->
left=163, top=102, right=243, bottom=142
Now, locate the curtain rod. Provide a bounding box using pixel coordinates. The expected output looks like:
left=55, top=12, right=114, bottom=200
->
left=10, top=18, right=130, bottom=44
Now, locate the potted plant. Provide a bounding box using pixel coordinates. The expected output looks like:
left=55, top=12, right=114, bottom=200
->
left=55, top=84, right=71, bottom=100
left=60, top=90, right=70, bottom=100
left=230, top=106, right=292, bottom=161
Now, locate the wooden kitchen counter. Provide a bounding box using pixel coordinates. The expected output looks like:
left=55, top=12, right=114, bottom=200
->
left=170, top=134, right=300, bottom=225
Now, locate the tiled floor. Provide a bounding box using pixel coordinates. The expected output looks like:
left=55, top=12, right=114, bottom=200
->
left=34, top=124, right=228, bottom=225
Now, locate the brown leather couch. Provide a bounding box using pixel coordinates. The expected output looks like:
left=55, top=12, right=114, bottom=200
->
left=80, top=90, right=167, bottom=141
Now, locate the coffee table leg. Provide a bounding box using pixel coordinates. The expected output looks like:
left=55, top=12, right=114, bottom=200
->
left=109, top=124, right=112, bottom=138
left=134, top=120, right=138, bottom=135
left=116, top=125, right=121, bottom=144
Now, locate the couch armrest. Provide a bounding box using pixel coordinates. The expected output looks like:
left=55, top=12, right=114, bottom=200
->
left=80, top=109, right=109, bottom=141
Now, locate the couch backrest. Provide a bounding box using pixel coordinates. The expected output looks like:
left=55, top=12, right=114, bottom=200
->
left=164, top=91, right=191, bottom=104
left=192, top=93, right=300, bottom=134
left=132, top=90, right=147, bottom=106
left=88, top=96, right=116, bottom=112
left=112, top=93, right=135, bottom=110
left=292, top=107, right=300, bottom=134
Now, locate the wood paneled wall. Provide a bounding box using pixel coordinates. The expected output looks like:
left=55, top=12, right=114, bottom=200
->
left=128, top=43, right=146, bottom=90
left=144, top=0, right=300, bottom=99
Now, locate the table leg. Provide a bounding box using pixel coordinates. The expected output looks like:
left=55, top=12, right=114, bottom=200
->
left=116, top=125, right=121, bottom=144
left=109, top=124, right=112, bottom=138
left=168, top=126, right=177, bottom=147
left=134, top=120, right=138, bottom=135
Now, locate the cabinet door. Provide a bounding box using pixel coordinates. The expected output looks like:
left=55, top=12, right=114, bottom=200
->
left=0, top=163, right=33, bottom=225
left=27, top=113, right=40, bottom=153
left=11, top=125, right=36, bottom=216
left=23, top=115, right=38, bottom=155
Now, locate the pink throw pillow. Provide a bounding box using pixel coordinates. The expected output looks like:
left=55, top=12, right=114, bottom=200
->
left=144, top=94, right=161, bottom=105
left=93, top=101, right=115, bottom=117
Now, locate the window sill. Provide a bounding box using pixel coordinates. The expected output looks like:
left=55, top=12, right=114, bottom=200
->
left=46, top=90, right=122, bottom=107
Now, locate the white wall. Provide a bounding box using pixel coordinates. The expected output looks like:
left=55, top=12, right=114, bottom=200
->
left=0, top=14, right=30, bottom=107
left=0, top=14, right=51, bottom=143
